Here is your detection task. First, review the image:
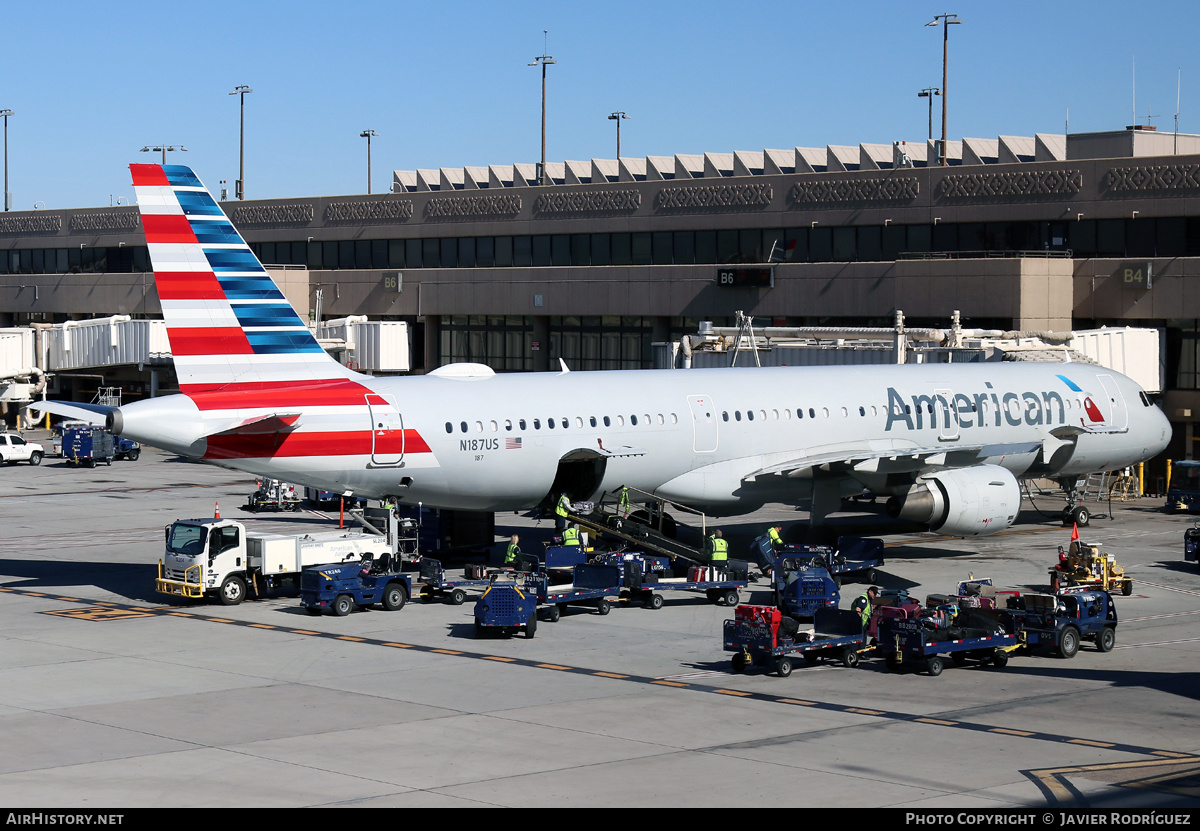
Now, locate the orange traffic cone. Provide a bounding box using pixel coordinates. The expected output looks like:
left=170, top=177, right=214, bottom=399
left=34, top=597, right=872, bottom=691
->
left=215, top=500, right=221, bottom=520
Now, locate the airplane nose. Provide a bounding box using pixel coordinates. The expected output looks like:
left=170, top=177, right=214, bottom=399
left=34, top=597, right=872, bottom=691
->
left=1154, top=406, right=1173, bottom=455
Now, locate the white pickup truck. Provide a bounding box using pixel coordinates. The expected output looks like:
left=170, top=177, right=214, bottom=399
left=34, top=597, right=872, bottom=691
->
left=0, top=433, right=44, bottom=465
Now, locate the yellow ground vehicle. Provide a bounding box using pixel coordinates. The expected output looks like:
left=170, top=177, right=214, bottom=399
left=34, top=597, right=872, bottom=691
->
left=1050, top=540, right=1133, bottom=596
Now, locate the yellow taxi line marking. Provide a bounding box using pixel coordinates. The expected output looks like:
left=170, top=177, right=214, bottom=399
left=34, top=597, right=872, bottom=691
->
left=433, top=649, right=463, bottom=655
left=991, top=728, right=1035, bottom=736
left=777, top=698, right=817, bottom=706
left=916, top=718, right=959, bottom=726
left=652, top=680, right=689, bottom=687
left=594, top=671, right=628, bottom=678
left=484, top=656, right=516, bottom=662
left=1068, top=738, right=1114, bottom=747
left=383, top=642, right=414, bottom=648
left=845, top=708, right=886, bottom=715
left=715, top=689, right=752, bottom=697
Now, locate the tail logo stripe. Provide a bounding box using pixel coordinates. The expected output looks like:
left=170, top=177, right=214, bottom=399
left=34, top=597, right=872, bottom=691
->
left=132, top=162, right=357, bottom=388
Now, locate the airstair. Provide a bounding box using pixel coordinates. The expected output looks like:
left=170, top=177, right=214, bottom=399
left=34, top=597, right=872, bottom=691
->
left=561, top=486, right=711, bottom=565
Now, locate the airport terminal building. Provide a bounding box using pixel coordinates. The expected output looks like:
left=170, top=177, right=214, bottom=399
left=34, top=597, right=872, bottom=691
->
left=4, top=126, right=1200, bottom=462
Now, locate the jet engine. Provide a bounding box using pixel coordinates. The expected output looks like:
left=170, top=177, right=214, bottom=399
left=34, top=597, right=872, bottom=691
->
left=886, top=465, right=1021, bottom=537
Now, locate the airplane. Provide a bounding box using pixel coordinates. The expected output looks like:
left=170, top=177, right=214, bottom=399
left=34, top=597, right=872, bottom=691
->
left=29, top=164, right=1173, bottom=537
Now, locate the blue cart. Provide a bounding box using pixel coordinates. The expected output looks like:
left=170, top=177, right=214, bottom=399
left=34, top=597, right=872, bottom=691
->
left=597, top=551, right=748, bottom=609
left=725, top=606, right=870, bottom=677
left=877, top=611, right=1019, bottom=676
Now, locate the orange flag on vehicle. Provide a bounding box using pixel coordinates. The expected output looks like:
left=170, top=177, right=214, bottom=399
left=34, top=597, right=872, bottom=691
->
left=1070, top=523, right=1079, bottom=542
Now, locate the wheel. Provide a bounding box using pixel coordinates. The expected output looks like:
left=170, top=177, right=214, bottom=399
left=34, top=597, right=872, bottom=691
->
left=802, top=651, right=821, bottom=664
left=1122, top=579, right=1133, bottom=597
left=29, top=452, right=42, bottom=466
left=926, top=656, right=944, bottom=677
left=546, top=605, right=561, bottom=623
left=596, top=598, right=611, bottom=615
left=218, top=575, right=247, bottom=606
left=731, top=652, right=747, bottom=673
left=524, top=612, right=537, bottom=638
left=127, top=448, right=140, bottom=461
left=647, top=593, right=663, bottom=610
left=886, top=654, right=902, bottom=672
left=382, top=583, right=407, bottom=611
left=775, top=656, right=793, bottom=678
left=864, top=569, right=879, bottom=584
left=1074, top=505, right=1090, bottom=526
left=831, top=574, right=842, bottom=588
left=1057, top=626, right=1080, bottom=659
left=951, top=651, right=968, bottom=666
left=332, top=594, right=354, bottom=617
left=449, top=588, right=466, bottom=606
left=992, top=651, right=1010, bottom=668
left=721, top=589, right=739, bottom=607
left=841, top=647, right=860, bottom=668
left=86, top=459, right=96, bottom=468
left=1098, top=627, right=1116, bottom=652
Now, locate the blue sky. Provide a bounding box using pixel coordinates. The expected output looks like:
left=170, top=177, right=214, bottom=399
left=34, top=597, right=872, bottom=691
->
left=4, top=0, right=1199, bottom=207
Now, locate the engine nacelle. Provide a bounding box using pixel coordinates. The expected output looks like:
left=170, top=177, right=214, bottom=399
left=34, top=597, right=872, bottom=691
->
left=886, top=465, right=1021, bottom=537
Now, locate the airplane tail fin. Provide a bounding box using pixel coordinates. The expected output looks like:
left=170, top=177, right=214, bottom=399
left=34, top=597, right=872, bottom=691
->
left=131, top=164, right=357, bottom=393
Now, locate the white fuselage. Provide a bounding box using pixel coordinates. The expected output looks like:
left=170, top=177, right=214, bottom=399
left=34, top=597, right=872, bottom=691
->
left=115, top=361, right=1171, bottom=516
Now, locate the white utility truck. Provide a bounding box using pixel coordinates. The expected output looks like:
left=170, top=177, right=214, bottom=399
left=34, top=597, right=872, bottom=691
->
left=156, top=507, right=417, bottom=605
left=0, top=432, right=44, bottom=465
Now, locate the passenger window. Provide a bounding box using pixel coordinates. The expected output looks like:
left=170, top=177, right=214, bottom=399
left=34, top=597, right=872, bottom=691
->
left=631, top=415, right=638, bottom=426
left=445, top=422, right=453, bottom=434
left=604, top=416, right=611, bottom=427
left=460, top=421, right=468, bottom=433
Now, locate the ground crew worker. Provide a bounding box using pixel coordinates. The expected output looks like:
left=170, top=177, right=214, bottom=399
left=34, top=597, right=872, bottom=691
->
left=562, top=524, right=581, bottom=547
left=767, top=525, right=784, bottom=549
left=504, top=535, right=521, bottom=566
left=708, top=529, right=728, bottom=577
left=851, top=586, right=879, bottom=630
left=618, top=486, right=630, bottom=517
left=555, top=493, right=572, bottom=530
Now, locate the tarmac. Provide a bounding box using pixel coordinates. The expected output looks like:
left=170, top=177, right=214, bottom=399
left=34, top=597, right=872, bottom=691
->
left=0, top=435, right=1198, bottom=808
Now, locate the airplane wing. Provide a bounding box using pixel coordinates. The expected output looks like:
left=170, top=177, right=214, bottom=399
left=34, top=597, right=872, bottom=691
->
left=24, top=401, right=114, bottom=426
left=746, top=440, right=1045, bottom=480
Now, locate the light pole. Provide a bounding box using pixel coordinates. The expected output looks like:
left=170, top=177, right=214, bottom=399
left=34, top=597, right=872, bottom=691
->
left=360, top=130, right=378, bottom=194
left=229, top=85, right=252, bottom=199
left=608, top=111, right=629, bottom=159
left=0, top=109, right=11, bottom=211
left=140, top=145, right=187, bottom=164
left=917, top=88, right=940, bottom=143
left=925, top=13, right=961, bottom=166
left=528, top=33, right=556, bottom=185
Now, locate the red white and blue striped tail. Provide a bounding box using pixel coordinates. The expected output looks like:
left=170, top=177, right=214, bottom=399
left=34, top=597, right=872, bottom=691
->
left=131, top=164, right=358, bottom=393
